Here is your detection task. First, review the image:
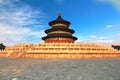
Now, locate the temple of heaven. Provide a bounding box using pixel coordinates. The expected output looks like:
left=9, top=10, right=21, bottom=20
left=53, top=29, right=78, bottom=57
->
left=42, top=13, right=77, bottom=43
left=0, top=13, right=120, bottom=58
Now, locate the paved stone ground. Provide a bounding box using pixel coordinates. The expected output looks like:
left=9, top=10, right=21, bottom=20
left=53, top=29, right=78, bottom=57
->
left=0, top=58, right=120, bottom=80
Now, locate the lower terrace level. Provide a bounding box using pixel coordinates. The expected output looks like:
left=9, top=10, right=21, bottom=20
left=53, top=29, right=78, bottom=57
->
left=1, top=53, right=120, bottom=58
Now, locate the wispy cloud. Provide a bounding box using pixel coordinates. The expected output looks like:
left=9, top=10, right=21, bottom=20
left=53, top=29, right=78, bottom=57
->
left=0, top=0, right=4, bottom=3
left=77, top=34, right=120, bottom=46
left=54, top=0, right=64, bottom=4
left=88, top=39, right=114, bottom=43
left=96, top=0, right=120, bottom=11
left=0, top=0, right=45, bottom=45
left=88, top=35, right=114, bottom=45
left=88, top=39, right=115, bottom=46
left=87, top=34, right=120, bottom=46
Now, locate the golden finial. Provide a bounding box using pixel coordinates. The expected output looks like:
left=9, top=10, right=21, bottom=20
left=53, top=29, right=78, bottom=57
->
left=58, top=12, right=61, bottom=16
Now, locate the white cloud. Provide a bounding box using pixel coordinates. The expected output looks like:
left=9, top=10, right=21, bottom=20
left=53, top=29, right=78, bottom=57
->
left=89, top=35, right=97, bottom=39
left=88, top=39, right=114, bottom=43
left=0, top=0, right=45, bottom=46
left=106, top=25, right=113, bottom=28
left=89, top=35, right=104, bottom=39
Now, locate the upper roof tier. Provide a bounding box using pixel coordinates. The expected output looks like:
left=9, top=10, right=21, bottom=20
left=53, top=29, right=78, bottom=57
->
left=45, top=26, right=75, bottom=34
left=49, top=13, right=71, bottom=26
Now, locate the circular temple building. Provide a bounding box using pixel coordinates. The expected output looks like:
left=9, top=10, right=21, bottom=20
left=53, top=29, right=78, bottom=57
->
left=42, top=13, right=77, bottom=43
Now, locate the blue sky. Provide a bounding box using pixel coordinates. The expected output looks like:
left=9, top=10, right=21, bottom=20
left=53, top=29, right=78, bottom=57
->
left=0, top=0, right=120, bottom=46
